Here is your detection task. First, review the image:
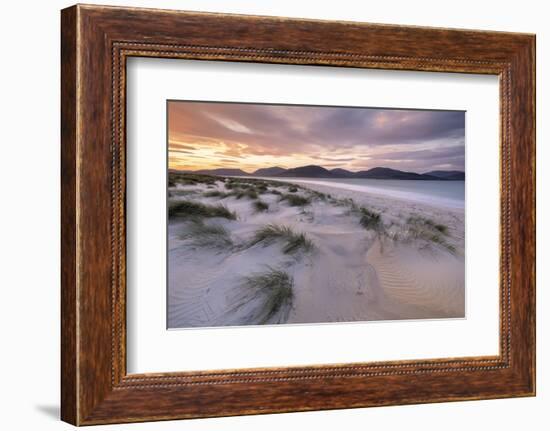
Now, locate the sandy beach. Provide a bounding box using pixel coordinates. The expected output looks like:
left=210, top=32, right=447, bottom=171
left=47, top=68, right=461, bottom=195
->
left=167, top=173, right=465, bottom=329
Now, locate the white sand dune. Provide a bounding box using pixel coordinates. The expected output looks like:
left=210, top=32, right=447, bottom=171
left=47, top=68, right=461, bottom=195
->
left=366, top=239, right=465, bottom=319
left=167, top=177, right=465, bottom=329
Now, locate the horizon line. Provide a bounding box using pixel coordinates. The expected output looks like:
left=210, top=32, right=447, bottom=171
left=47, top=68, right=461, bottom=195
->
left=169, top=165, right=465, bottom=175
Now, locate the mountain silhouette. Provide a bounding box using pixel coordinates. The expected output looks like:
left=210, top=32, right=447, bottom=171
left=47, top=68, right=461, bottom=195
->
left=184, top=165, right=464, bottom=180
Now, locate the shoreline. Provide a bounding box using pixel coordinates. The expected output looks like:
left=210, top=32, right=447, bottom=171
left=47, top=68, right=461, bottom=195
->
left=251, top=176, right=465, bottom=212
left=258, top=178, right=465, bottom=248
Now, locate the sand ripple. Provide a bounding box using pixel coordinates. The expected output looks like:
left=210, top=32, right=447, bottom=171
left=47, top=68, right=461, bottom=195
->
left=367, top=239, right=465, bottom=319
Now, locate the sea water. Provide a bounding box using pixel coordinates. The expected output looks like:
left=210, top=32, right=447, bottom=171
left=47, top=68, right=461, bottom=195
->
left=274, top=177, right=465, bottom=209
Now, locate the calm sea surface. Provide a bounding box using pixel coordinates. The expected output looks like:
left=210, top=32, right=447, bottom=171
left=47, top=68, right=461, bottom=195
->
left=266, top=177, right=465, bottom=209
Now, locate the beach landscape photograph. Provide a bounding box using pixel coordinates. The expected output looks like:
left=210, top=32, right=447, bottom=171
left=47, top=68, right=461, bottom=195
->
left=167, top=100, right=465, bottom=329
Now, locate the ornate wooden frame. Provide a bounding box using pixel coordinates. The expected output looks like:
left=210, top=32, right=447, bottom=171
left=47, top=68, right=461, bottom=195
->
left=61, top=4, right=536, bottom=425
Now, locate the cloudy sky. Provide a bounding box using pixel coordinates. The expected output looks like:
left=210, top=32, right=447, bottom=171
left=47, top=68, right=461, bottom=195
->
left=168, top=101, right=465, bottom=173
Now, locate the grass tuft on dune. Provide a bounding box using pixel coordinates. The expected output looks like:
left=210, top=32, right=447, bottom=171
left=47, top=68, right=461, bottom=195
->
left=231, top=188, right=259, bottom=200
left=359, top=207, right=382, bottom=231
left=169, top=172, right=217, bottom=186
left=179, top=220, right=233, bottom=249
left=309, top=190, right=328, bottom=201
left=250, top=224, right=314, bottom=254
left=253, top=200, right=269, bottom=212
left=241, top=267, right=294, bottom=324
left=408, top=216, right=448, bottom=235
left=203, top=190, right=229, bottom=198
left=405, top=216, right=454, bottom=252
left=169, top=200, right=236, bottom=220
left=279, top=193, right=311, bottom=206
left=169, top=189, right=199, bottom=197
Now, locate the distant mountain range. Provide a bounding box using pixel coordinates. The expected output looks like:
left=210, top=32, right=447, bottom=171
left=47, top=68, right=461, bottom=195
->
left=252, top=166, right=287, bottom=176
left=188, top=165, right=465, bottom=181
left=424, top=170, right=465, bottom=180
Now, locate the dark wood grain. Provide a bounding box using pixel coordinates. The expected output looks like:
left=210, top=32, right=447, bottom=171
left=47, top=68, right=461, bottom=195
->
left=61, top=4, right=535, bottom=425
left=60, top=5, right=77, bottom=425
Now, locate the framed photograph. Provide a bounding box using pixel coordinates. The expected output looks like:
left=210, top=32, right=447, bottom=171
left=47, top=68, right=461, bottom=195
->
left=61, top=4, right=536, bottom=425
left=165, top=101, right=467, bottom=329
